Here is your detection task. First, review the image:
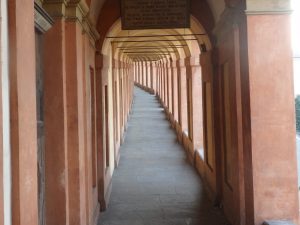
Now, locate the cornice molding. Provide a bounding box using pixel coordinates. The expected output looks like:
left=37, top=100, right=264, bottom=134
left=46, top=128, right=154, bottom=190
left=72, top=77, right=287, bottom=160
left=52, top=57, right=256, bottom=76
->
left=42, top=0, right=100, bottom=43
left=213, top=7, right=240, bottom=46
left=34, top=2, right=54, bottom=33
left=246, top=0, right=291, bottom=13
left=213, top=1, right=292, bottom=46
left=82, top=17, right=100, bottom=42
left=245, top=9, right=292, bottom=15
left=185, top=56, right=200, bottom=67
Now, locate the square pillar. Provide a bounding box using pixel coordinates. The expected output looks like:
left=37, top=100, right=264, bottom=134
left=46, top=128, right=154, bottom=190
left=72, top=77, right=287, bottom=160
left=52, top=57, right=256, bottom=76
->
left=214, top=1, right=299, bottom=224
left=164, top=61, right=168, bottom=108
left=8, top=0, right=39, bottom=224
left=168, top=60, right=173, bottom=115
left=186, top=56, right=203, bottom=150
left=245, top=7, right=299, bottom=224
left=172, top=61, right=179, bottom=122
left=178, top=59, right=188, bottom=132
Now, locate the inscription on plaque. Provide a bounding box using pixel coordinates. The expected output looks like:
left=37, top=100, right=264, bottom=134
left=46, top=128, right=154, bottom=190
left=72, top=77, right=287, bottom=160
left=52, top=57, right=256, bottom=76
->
left=121, top=0, right=190, bottom=30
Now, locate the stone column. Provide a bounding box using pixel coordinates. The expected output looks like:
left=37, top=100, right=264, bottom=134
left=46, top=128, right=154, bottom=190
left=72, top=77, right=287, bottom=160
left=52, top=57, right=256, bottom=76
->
left=178, top=59, right=188, bottom=132
left=43, top=16, right=68, bottom=225
left=142, top=61, right=146, bottom=87
left=8, top=0, right=38, bottom=224
left=164, top=61, right=168, bottom=107
left=161, top=62, right=164, bottom=103
left=136, top=62, right=139, bottom=84
left=200, top=51, right=217, bottom=190
left=186, top=56, right=203, bottom=151
left=133, top=62, right=135, bottom=83
left=95, top=53, right=106, bottom=211
left=213, top=0, right=299, bottom=224
left=244, top=1, right=298, bottom=223
left=145, top=62, right=148, bottom=89
left=140, top=61, right=142, bottom=86
left=157, top=62, right=161, bottom=97
left=43, top=1, right=100, bottom=224
left=152, top=62, right=157, bottom=94
left=172, top=60, right=179, bottom=122
left=161, top=62, right=164, bottom=100
left=168, top=60, right=173, bottom=115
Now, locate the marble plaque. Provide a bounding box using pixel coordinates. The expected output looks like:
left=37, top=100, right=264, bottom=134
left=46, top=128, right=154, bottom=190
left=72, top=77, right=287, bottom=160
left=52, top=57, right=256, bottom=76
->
left=121, top=0, right=190, bottom=30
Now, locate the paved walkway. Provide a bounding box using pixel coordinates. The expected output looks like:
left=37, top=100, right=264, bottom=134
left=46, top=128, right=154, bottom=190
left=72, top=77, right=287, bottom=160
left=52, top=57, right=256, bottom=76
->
left=98, top=87, right=228, bottom=225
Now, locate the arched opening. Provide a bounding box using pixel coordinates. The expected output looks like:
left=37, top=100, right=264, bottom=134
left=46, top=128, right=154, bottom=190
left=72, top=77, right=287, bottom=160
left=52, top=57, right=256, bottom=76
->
left=95, top=5, right=234, bottom=222
left=3, top=0, right=299, bottom=225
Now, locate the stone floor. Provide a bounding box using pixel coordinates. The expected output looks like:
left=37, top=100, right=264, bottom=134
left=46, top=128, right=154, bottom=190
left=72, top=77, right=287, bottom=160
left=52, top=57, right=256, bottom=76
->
left=98, top=87, right=229, bottom=225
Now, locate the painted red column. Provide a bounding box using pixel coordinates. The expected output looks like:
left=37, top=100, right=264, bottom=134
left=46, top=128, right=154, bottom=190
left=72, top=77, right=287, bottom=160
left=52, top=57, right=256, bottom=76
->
left=43, top=16, right=92, bottom=225
left=172, top=60, right=179, bottom=122
left=0, top=31, right=3, bottom=225
left=178, top=59, right=188, bottom=132
left=158, top=62, right=162, bottom=97
left=8, top=0, right=38, bottom=224
left=168, top=60, right=173, bottom=115
left=143, top=61, right=148, bottom=87
left=186, top=56, right=203, bottom=150
left=150, top=62, right=154, bottom=92
left=133, top=62, right=136, bottom=82
left=43, top=19, right=68, bottom=225
left=164, top=61, right=168, bottom=108
left=136, top=62, right=139, bottom=84
left=212, top=1, right=299, bottom=224
left=135, top=62, right=138, bottom=83
left=161, top=62, right=165, bottom=104
left=146, top=62, right=149, bottom=89
left=152, top=62, right=157, bottom=94
left=140, top=61, right=143, bottom=86
left=138, top=62, right=141, bottom=86
left=245, top=7, right=299, bottom=223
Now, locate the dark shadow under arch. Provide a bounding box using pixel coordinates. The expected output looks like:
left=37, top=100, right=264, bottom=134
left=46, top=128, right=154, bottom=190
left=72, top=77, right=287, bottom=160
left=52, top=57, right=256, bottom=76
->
left=96, top=0, right=215, bottom=50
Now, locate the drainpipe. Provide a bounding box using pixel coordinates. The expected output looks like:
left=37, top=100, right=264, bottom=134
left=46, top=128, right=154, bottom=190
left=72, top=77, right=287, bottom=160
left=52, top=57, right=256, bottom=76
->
left=1, top=0, right=12, bottom=225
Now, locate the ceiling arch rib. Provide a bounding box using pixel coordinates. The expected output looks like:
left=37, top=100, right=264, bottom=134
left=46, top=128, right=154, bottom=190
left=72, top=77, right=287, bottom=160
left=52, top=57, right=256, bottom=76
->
left=102, top=18, right=208, bottom=64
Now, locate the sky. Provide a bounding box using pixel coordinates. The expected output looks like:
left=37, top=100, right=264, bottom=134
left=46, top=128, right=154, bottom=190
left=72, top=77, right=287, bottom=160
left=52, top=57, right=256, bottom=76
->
left=292, top=0, right=300, bottom=96
left=292, top=0, right=300, bottom=56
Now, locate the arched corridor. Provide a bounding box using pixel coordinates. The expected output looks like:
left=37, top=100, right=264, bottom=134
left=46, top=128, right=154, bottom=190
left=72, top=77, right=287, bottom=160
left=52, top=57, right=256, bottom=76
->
left=1, top=0, right=299, bottom=225
left=98, top=87, right=228, bottom=225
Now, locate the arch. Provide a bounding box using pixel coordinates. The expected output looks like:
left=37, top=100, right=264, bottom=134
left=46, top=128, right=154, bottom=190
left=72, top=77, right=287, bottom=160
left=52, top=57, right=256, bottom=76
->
left=101, top=17, right=213, bottom=67
left=96, top=0, right=215, bottom=50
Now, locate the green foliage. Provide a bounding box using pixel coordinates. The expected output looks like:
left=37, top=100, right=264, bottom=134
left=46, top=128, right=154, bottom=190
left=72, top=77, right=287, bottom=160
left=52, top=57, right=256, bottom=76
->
left=296, top=95, right=300, bottom=133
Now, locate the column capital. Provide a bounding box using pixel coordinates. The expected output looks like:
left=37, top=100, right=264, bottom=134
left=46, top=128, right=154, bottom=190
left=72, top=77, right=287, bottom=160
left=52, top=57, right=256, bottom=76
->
left=95, top=53, right=103, bottom=70
left=112, top=59, right=118, bottom=69
left=43, top=0, right=100, bottom=43
left=35, top=2, right=54, bottom=33
left=179, top=58, right=185, bottom=68
left=200, top=51, right=212, bottom=67
left=185, top=56, right=201, bottom=67
left=172, top=61, right=177, bottom=68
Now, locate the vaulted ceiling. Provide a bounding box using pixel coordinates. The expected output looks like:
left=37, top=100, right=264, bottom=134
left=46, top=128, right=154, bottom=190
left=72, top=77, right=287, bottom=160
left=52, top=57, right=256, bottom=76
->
left=88, top=0, right=225, bottom=62
left=88, top=0, right=225, bottom=26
